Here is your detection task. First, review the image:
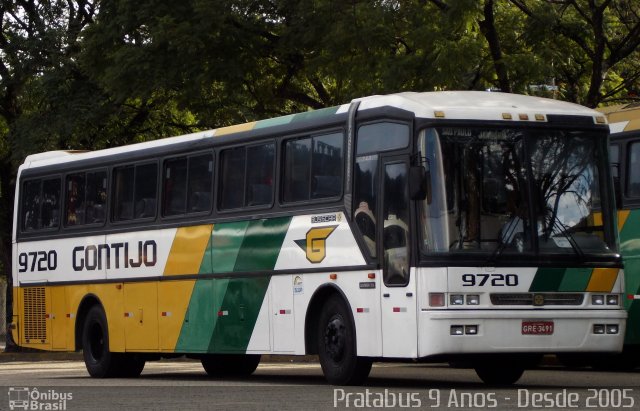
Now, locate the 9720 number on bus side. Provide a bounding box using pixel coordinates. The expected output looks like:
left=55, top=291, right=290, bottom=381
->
left=17, top=251, right=57, bottom=273
left=462, top=273, right=518, bottom=287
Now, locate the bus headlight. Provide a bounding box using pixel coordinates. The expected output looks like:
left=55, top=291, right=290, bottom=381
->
left=591, top=295, right=605, bottom=305
left=450, top=294, right=464, bottom=305
left=606, top=295, right=619, bottom=305
left=466, top=295, right=480, bottom=305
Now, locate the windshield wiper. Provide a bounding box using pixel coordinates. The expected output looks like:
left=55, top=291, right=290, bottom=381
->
left=487, top=214, right=524, bottom=264
left=547, top=213, right=585, bottom=260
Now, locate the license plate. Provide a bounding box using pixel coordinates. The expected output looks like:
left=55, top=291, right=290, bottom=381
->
left=522, top=321, right=554, bottom=335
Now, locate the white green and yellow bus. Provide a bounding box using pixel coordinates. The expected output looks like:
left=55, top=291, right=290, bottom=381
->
left=590, top=103, right=640, bottom=369
left=10, top=92, right=626, bottom=385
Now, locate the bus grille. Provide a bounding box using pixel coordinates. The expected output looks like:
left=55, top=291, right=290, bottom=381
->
left=23, top=287, right=47, bottom=342
left=490, top=293, right=584, bottom=306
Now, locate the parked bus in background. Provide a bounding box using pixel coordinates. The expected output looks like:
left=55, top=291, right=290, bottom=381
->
left=582, top=102, right=640, bottom=370
left=10, top=92, right=625, bottom=385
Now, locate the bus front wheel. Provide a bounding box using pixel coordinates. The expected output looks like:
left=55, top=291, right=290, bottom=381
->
left=474, top=364, right=524, bottom=385
left=317, top=295, right=372, bottom=385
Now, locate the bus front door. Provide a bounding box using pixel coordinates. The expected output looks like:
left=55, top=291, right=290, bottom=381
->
left=379, top=157, right=418, bottom=358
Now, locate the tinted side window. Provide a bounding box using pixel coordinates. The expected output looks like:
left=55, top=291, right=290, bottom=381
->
left=219, top=147, right=246, bottom=210
left=357, top=122, right=409, bottom=155
left=283, top=132, right=343, bottom=203
left=609, top=144, right=619, bottom=179
left=134, top=164, right=158, bottom=218
left=283, top=138, right=311, bottom=202
left=187, top=154, right=213, bottom=213
left=246, top=143, right=275, bottom=206
left=163, top=157, right=188, bottom=216
left=311, top=133, right=343, bottom=199
left=65, top=171, right=107, bottom=226
left=22, top=180, right=42, bottom=231
left=220, top=144, right=274, bottom=210
left=164, top=154, right=213, bottom=216
left=113, top=163, right=157, bottom=221
left=21, top=178, right=61, bottom=231
left=628, top=142, right=640, bottom=198
left=40, top=179, right=61, bottom=229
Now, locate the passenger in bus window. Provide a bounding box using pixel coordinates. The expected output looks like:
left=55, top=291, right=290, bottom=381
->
left=355, top=201, right=376, bottom=256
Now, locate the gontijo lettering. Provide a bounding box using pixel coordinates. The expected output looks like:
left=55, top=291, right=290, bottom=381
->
left=72, top=240, right=157, bottom=271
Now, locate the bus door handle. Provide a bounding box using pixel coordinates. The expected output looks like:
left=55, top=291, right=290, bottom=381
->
left=406, top=292, right=413, bottom=297
left=383, top=293, right=390, bottom=298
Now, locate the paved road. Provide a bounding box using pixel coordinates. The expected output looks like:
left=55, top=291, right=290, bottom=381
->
left=1, top=360, right=640, bottom=410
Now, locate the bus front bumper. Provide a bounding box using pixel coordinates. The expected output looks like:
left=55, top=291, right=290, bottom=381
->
left=418, top=309, right=626, bottom=358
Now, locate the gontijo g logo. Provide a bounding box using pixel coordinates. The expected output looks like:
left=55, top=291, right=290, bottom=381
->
left=295, top=226, right=338, bottom=263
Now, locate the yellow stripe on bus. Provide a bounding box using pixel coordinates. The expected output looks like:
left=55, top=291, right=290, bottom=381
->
left=164, top=225, right=213, bottom=276
left=586, top=268, right=619, bottom=292
left=618, top=209, right=631, bottom=232
left=214, top=122, right=257, bottom=137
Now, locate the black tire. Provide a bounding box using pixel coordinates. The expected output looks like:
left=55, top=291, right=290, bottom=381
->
left=590, top=352, right=640, bottom=371
left=556, top=353, right=592, bottom=368
left=82, top=305, right=122, bottom=378
left=201, top=354, right=261, bottom=377
left=317, top=295, right=372, bottom=385
left=474, top=365, right=525, bottom=385
left=117, top=354, right=146, bottom=378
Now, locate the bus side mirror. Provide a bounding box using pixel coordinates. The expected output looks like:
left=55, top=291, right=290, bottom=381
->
left=409, top=166, right=431, bottom=202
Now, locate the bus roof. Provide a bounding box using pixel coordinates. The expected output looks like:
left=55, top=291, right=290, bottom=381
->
left=598, top=103, right=640, bottom=134
left=22, top=91, right=605, bottom=170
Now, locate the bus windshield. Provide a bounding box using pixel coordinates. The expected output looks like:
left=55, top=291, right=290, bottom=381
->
left=417, top=126, right=616, bottom=260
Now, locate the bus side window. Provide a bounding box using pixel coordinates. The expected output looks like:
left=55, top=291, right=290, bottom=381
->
left=163, top=157, right=188, bottom=216
left=40, top=178, right=61, bottom=229
left=113, top=163, right=157, bottom=221
left=627, top=142, right=640, bottom=198
left=65, top=173, right=86, bottom=225
left=220, top=143, right=274, bottom=211
left=283, top=137, right=311, bottom=203
left=86, top=171, right=107, bottom=224
left=352, top=122, right=409, bottom=258
left=22, top=180, right=42, bottom=231
left=187, top=154, right=214, bottom=213
left=283, top=132, right=343, bottom=203
left=134, top=163, right=158, bottom=219
left=245, top=143, right=274, bottom=207
left=219, top=147, right=246, bottom=210
left=354, top=156, right=378, bottom=257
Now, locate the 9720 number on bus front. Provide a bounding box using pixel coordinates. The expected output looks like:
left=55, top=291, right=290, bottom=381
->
left=462, top=273, right=518, bottom=287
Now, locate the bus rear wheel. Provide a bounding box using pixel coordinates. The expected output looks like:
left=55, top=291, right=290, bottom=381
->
left=317, top=295, right=372, bottom=385
left=201, top=354, right=261, bottom=377
left=82, top=305, right=120, bottom=378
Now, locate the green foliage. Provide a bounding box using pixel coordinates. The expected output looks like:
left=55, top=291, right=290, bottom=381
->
left=0, top=1, right=639, bottom=277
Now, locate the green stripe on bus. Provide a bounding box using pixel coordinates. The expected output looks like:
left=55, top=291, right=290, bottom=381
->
left=175, top=279, right=216, bottom=352
left=529, top=268, right=566, bottom=292
left=254, top=114, right=296, bottom=129
left=558, top=268, right=592, bottom=292
left=618, top=209, right=640, bottom=344
left=209, top=221, right=250, bottom=273
left=208, top=276, right=271, bottom=352
left=290, top=106, right=340, bottom=123
left=234, top=217, right=291, bottom=272
left=176, top=216, right=290, bottom=353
